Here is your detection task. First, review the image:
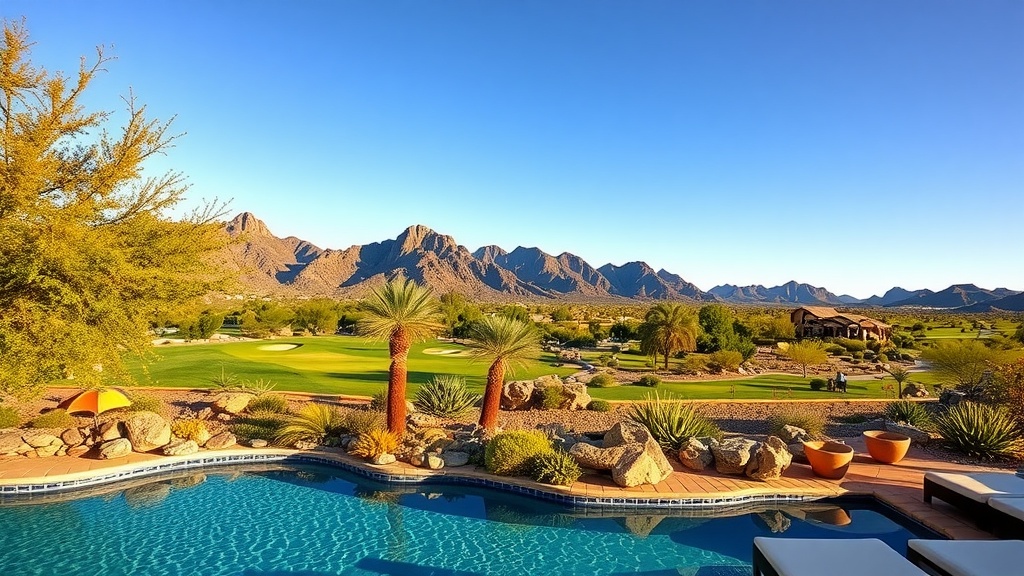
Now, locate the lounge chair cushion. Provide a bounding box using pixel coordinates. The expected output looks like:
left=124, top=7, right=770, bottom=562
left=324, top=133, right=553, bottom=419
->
left=754, top=537, right=926, bottom=576
left=907, top=539, right=1024, bottom=576
left=924, top=472, right=1024, bottom=503
left=989, top=496, right=1024, bottom=521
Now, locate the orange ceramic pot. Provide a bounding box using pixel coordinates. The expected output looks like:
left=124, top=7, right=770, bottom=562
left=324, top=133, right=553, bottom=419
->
left=863, top=430, right=911, bottom=464
left=802, top=441, right=855, bottom=480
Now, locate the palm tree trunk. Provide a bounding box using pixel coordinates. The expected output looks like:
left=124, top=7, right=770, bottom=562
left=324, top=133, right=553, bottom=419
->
left=388, top=327, right=410, bottom=436
left=479, top=360, right=505, bottom=430
left=663, top=346, right=670, bottom=371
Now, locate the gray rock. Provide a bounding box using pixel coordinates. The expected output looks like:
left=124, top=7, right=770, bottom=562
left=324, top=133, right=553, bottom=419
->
left=604, top=421, right=651, bottom=447
left=678, top=437, right=713, bottom=471
left=371, top=453, right=396, bottom=465
left=250, top=439, right=268, bottom=448
left=98, top=438, right=132, bottom=459
left=746, top=436, right=793, bottom=481
left=501, top=380, right=535, bottom=410
left=206, top=431, right=238, bottom=450
left=788, top=442, right=808, bottom=464
left=712, top=437, right=759, bottom=475
left=123, top=411, right=171, bottom=452
left=162, top=439, right=199, bottom=456
left=441, top=451, right=470, bottom=467
left=61, top=427, right=85, bottom=447
left=559, top=381, right=592, bottom=410
left=424, top=454, right=445, bottom=470
left=571, top=421, right=671, bottom=487
left=211, top=392, right=254, bottom=415
left=569, top=442, right=629, bottom=469
left=778, top=425, right=809, bottom=444
left=99, top=421, right=122, bottom=441
left=612, top=443, right=673, bottom=487
left=902, top=383, right=929, bottom=398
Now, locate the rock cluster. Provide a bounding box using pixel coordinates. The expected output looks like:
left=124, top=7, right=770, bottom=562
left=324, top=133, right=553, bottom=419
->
left=569, top=421, right=672, bottom=487
left=678, top=435, right=792, bottom=481
left=379, top=420, right=486, bottom=471
left=901, top=383, right=929, bottom=398
left=500, top=375, right=592, bottom=411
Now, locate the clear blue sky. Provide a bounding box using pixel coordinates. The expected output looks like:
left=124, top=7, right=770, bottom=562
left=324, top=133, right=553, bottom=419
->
left=5, top=1, right=1023, bottom=298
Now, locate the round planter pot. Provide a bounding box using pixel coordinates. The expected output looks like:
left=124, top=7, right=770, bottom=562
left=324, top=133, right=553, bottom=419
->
left=802, top=441, right=855, bottom=480
left=862, top=430, right=911, bottom=464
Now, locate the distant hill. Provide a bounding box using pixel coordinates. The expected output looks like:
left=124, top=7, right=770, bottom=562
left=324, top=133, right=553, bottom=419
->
left=219, top=213, right=1020, bottom=305
left=959, top=291, right=1024, bottom=312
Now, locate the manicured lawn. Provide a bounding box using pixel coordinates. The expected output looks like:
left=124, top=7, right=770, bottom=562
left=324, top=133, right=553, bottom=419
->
left=126, top=336, right=577, bottom=397
left=586, top=374, right=901, bottom=401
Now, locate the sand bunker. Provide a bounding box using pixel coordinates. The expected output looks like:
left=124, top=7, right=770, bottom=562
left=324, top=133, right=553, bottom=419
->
left=257, top=343, right=302, bottom=351
left=422, top=347, right=470, bottom=357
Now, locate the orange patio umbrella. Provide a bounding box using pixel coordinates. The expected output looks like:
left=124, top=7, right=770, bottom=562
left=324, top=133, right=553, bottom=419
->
left=61, top=388, right=133, bottom=429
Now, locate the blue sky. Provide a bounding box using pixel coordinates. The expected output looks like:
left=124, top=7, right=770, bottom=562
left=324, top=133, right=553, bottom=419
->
left=4, top=1, right=1022, bottom=298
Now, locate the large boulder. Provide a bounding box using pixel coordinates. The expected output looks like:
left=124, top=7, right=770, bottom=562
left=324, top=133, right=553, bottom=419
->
left=211, top=392, right=255, bottom=415
left=123, top=411, right=171, bottom=452
left=0, top=432, right=24, bottom=455
left=99, top=421, right=123, bottom=441
left=778, top=425, right=809, bottom=444
left=206, top=431, right=237, bottom=450
left=712, top=437, right=759, bottom=475
left=569, top=421, right=672, bottom=487
left=98, top=438, right=133, bottom=459
left=559, top=381, right=592, bottom=410
left=885, top=421, right=932, bottom=445
left=23, top=432, right=60, bottom=449
left=746, top=436, right=793, bottom=481
left=902, top=383, right=929, bottom=398
left=612, top=444, right=672, bottom=487
left=61, top=427, right=85, bottom=447
left=569, top=442, right=629, bottom=469
left=441, top=451, right=470, bottom=467
left=501, top=380, right=536, bottom=410
left=678, top=437, right=713, bottom=471
left=163, top=439, right=199, bottom=456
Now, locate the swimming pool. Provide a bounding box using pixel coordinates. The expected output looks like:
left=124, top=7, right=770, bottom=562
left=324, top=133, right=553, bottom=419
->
left=0, top=464, right=937, bottom=576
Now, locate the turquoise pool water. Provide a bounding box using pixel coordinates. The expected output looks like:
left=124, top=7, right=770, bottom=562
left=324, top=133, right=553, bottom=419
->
left=0, top=465, right=934, bottom=576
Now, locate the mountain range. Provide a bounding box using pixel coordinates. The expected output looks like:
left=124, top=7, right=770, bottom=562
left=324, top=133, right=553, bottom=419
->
left=219, top=213, right=1023, bottom=310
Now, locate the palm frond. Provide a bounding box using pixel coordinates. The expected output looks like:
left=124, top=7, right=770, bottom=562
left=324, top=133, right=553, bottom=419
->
left=358, top=278, right=442, bottom=342
left=466, top=315, right=540, bottom=375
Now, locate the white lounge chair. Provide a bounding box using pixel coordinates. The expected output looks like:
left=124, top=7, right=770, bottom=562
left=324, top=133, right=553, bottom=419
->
left=752, top=537, right=926, bottom=576
left=988, top=497, right=1024, bottom=539
left=923, top=472, right=1024, bottom=532
left=907, top=539, right=1024, bottom=576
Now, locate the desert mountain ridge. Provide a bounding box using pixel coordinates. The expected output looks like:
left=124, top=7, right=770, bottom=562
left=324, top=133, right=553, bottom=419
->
left=219, top=213, right=1023, bottom=309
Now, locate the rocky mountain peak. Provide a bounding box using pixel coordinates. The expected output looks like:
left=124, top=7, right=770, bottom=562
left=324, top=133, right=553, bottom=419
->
left=225, top=212, right=271, bottom=237
left=395, top=224, right=457, bottom=256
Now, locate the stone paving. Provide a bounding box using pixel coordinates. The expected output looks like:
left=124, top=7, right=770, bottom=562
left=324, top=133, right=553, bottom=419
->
left=0, top=436, right=1004, bottom=540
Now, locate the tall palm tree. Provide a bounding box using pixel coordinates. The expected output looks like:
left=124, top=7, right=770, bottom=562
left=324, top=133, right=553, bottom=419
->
left=885, top=364, right=913, bottom=399
left=359, top=278, right=441, bottom=436
left=466, top=315, right=541, bottom=430
left=637, top=303, right=698, bottom=371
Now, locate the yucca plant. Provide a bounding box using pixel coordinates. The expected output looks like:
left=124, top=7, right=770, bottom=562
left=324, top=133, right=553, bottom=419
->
left=247, top=393, right=289, bottom=414
left=368, top=389, right=388, bottom=412
left=531, top=450, right=582, bottom=486
left=626, top=393, right=721, bottom=450
left=341, top=410, right=386, bottom=435
left=413, top=375, right=480, bottom=418
left=348, top=429, right=400, bottom=459
left=884, top=400, right=933, bottom=429
left=274, top=403, right=344, bottom=447
left=935, top=402, right=1024, bottom=459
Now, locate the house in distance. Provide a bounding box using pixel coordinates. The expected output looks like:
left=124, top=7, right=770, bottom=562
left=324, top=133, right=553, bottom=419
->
left=791, top=306, right=891, bottom=341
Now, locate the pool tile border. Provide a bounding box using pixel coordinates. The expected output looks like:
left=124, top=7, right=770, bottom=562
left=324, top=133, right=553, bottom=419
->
left=0, top=449, right=822, bottom=510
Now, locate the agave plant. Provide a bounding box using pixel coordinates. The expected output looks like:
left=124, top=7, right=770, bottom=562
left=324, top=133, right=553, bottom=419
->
left=935, top=402, right=1024, bottom=459
left=626, top=392, right=720, bottom=450
left=413, top=375, right=480, bottom=418
left=884, top=400, right=933, bottom=430
left=274, top=403, right=344, bottom=447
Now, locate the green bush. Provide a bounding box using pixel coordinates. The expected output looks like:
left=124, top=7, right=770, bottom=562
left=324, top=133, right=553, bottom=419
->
left=274, top=403, right=344, bottom=446
left=626, top=393, right=721, bottom=450
left=838, top=338, right=867, bottom=353
left=531, top=450, right=582, bottom=486
left=824, top=344, right=847, bottom=355
left=537, top=386, right=566, bottom=410
left=485, top=430, right=553, bottom=476
left=413, top=375, right=480, bottom=418
left=884, top=400, right=932, bottom=429
left=707, top=349, right=743, bottom=372
left=809, top=378, right=827, bottom=391
left=635, top=374, right=661, bottom=388
left=247, top=394, right=289, bottom=414
left=0, top=406, right=21, bottom=428
left=853, top=351, right=865, bottom=360
left=28, top=409, right=76, bottom=429
left=935, top=402, right=1024, bottom=459
left=587, top=399, right=612, bottom=412
left=587, top=373, right=617, bottom=388
left=681, top=354, right=708, bottom=373
left=123, top=393, right=164, bottom=415
left=369, top=389, right=388, bottom=412
left=877, top=353, right=889, bottom=363
left=233, top=410, right=289, bottom=442
left=340, top=410, right=385, bottom=435
left=767, top=409, right=825, bottom=439
left=837, top=414, right=869, bottom=424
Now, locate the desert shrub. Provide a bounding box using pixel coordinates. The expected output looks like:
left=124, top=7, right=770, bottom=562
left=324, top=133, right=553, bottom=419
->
left=587, top=399, right=612, bottom=412
left=707, top=350, right=743, bottom=372
left=233, top=410, right=289, bottom=442
left=809, top=378, right=827, bottom=391
left=239, top=378, right=276, bottom=395
left=824, top=344, right=847, bottom=355
left=537, top=386, right=566, bottom=410
left=867, top=340, right=882, bottom=352
left=626, top=393, right=721, bottom=450
left=681, top=355, right=707, bottom=373
left=838, top=338, right=867, bottom=353
left=369, top=389, right=388, bottom=412
left=884, top=400, right=933, bottom=429
left=900, top=353, right=914, bottom=361
left=990, top=359, right=1024, bottom=429
left=531, top=450, right=582, bottom=486
left=935, top=402, right=1024, bottom=459
left=413, top=375, right=480, bottom=418
left=340, top=410, right=386, bottom=435
left=767, top=409, right=825, bottom=439
left=171, top=418, right=210, bottom=442
left=588, top=373, right=617, bottom=388
left=247, top=394, right=289, bottom=414
left=635, top=374, right=661, bottom=388
left=485, top=430, right=553, bottom=476
left=348, top=429, right=400, bottom=459
left=275, top=403, right=343, bottom=446
left=0, top=405, right=20, bottom=428
left=837, top=414, right=869, bottom=424
left=123, top=393, right=164, bottom=415
left=27, top=409, right=76, bottom=429
left=877, top=353, right=889, bottom=363
left=853, top=351, right=865, bottom=360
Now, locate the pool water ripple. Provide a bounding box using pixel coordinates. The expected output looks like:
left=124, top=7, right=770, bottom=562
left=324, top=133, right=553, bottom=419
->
left=0, top=465, right=932, bottom=576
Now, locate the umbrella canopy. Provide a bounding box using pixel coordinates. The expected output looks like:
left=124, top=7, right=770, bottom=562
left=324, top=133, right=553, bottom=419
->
left=62, top=388, right=132, bottom=417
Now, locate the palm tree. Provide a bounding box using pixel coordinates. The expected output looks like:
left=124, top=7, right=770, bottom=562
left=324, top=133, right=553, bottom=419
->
left=885, top=364, right=913, bottom=399
left=467, top=315, right=541, bottom=430
left=637, top=303, right=699, bottom=371
left=359, top=278, right=441, bottom=436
